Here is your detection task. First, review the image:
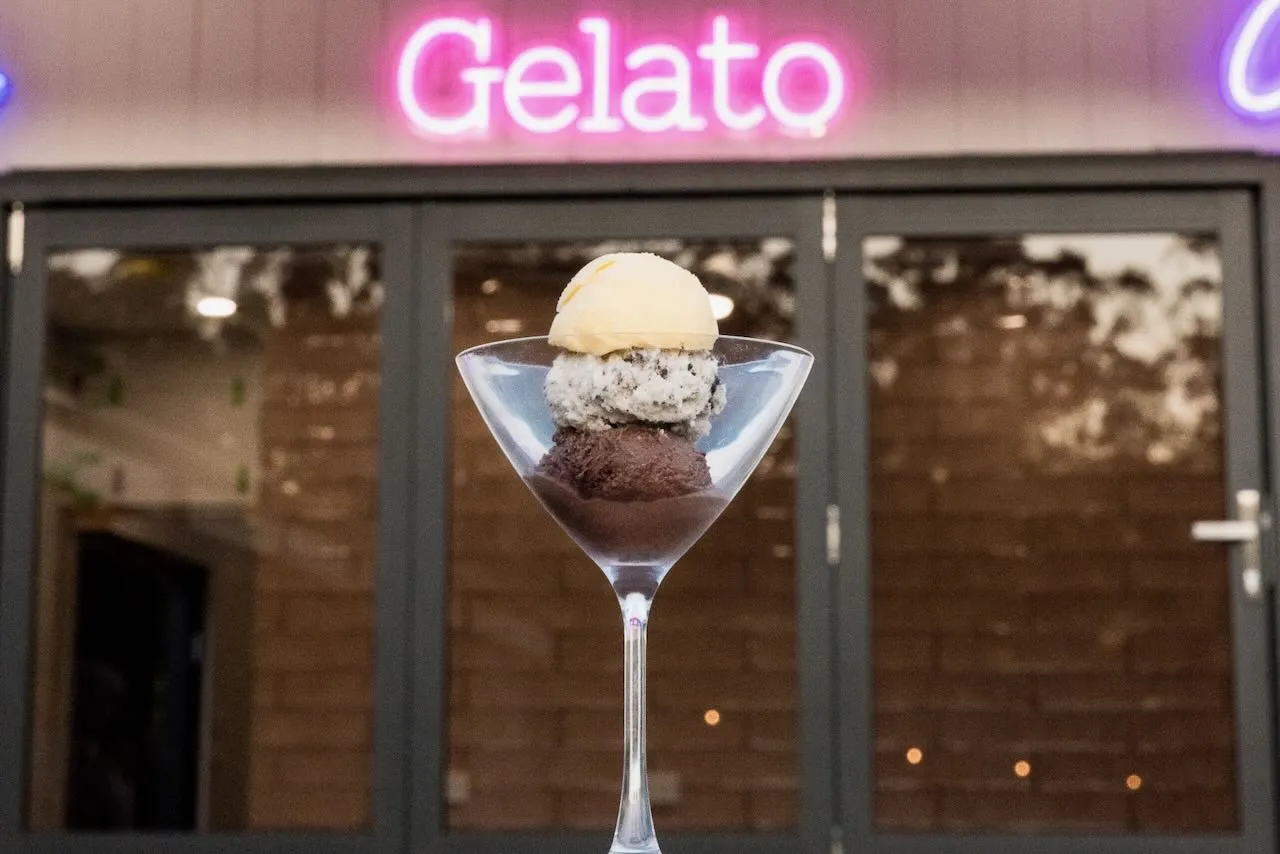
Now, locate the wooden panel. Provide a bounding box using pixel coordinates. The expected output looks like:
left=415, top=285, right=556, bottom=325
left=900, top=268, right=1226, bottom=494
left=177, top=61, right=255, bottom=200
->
left=379, top=0, right=440, bottom=163
left=7, top=0, right=78, bottom=168
left=1152, top=0, right=1229, bottom=149
left=891, top=0, right=960, bottom=155
left=256, top=0, right=323, bottom=163
left=957, top=0, right=1025, bottom=152
left=318, top=0, right=390, bottom=162
left=841, top=0, right=897, bottom=155
left=0, top=0, right=39, bottom=168
left=195, top=0, right=259, bottom=163
left=62, top=0, right=134, bottom=164
left=1022, top=0, right=1088, bottom=151
left=130, top=0, right=200, bottom=163
left=1085, top=0, right=1154, bottom=150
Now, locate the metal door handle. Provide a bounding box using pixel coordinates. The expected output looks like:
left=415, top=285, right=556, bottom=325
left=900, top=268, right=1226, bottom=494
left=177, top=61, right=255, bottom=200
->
left=1192, top=489, right=1264, bottom=602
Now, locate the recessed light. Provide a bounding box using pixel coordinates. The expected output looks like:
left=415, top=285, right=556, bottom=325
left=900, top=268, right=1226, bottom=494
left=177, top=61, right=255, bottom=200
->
left=196, top=296, right=237, bottom=318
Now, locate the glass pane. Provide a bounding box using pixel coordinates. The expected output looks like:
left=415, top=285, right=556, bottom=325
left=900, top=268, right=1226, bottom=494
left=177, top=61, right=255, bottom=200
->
left=27, top=244, right=382, bottom=832
left=448, top=238, right=798, bottom=831
left=864, top=233, right=1236, bottom=833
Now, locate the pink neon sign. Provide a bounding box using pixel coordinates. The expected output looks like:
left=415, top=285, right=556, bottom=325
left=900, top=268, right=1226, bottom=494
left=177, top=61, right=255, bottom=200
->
left=396, top=15, right=847, bottom=137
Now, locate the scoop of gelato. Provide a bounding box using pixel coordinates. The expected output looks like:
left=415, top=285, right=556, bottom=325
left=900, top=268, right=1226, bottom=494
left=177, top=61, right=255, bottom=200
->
left=545, top=348, right=726, bottom=439
left=538, top=426, right=712, bottom=501
left=548, top=252, right=718, bottom=355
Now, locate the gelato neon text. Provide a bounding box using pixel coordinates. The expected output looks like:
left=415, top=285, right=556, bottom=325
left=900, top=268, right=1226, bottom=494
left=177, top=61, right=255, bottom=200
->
left=396, top=16, right=846, bottom=136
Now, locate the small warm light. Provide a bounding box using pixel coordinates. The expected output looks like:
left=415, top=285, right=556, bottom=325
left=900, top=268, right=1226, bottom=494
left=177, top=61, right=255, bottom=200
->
left=1126, top=774, right=1143, bottom=791
left=196, top=296, right=238, bottom=318
left=703, top=709, right=721, bottom=727
left=481, top=278, right=501, bottom=295
left=1014, top=760, right=1031, bottom=778
left=905, top=747, right=923, bottom=765
left=708, top=293, right=735, bottom=321
left=484, top=318, right=523, bottom=334
left=997, top=314, right=1028, bottom=330
left=116, top=258, right=164, bottom=278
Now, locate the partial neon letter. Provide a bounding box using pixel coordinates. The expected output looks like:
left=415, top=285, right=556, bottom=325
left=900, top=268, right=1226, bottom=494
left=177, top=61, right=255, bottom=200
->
left=397, top=18, right=504, bottom=136
left=1225, top=0, right=1280, bottom=117
left=621, top=45, right=708, bottom=132
left=762, top=41, right=845, bottom=130
left=504, top=47, right=583, bottom=133
left=696, top=16, right=766, bottom=131
left=578, top=17, right=625, bottom=132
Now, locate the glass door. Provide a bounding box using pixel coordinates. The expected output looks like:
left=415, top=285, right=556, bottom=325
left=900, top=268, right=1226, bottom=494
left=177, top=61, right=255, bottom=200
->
left=833, top=191, right=1275, bottom=852
left=411, top=198, right=833, bottom=853
left=0, top=205, right=414, bottom=854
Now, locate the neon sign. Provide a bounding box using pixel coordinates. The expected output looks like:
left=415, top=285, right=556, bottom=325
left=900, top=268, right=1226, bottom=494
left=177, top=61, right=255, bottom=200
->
left=396, top=15, right=847, bottom=137
left=1225, top=0, right=1280, bottom=117
left=0, top=72, right=11, bottom=110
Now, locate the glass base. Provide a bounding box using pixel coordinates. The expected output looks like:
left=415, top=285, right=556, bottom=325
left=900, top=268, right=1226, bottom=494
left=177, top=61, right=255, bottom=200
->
left=610, top=843, right=661, bottom=854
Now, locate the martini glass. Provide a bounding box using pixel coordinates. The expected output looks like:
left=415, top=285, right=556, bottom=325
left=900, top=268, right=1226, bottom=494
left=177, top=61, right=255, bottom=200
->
left=456, top=335, right=813, bottom=853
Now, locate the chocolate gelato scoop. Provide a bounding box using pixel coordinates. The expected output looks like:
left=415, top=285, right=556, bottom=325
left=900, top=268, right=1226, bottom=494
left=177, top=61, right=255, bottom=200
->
left=538, top=426, right=712, bottom=501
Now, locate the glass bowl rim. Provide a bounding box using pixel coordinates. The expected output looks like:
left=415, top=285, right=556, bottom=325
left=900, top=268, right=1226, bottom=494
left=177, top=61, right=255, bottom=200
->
left=456, top=334, right=815, bottom=363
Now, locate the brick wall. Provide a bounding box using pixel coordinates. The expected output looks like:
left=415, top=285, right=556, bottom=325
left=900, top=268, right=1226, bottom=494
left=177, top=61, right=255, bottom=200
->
left=447, top=255, right=800, bottom=831
left=247, top=281, right=379, bottom=829
left=868, top=295, right=1236, bottom=832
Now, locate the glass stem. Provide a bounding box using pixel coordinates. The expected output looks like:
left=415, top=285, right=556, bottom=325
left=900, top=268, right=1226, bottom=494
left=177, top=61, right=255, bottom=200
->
left=612, top=590, right=659, bottom=854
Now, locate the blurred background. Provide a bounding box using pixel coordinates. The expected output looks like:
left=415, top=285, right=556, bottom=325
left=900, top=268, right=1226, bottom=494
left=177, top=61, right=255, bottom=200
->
left=0, top=0, right=1275, bottom=852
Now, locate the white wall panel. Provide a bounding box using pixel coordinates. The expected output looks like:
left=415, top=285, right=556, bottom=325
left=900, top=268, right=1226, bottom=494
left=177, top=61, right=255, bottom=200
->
left=0, top=0, right=1274, bottom=169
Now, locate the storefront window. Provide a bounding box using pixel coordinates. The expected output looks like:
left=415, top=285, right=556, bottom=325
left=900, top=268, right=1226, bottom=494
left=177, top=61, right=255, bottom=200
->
left=26, top=244, right=382, bottom=832
left=864, top=233, right=1236, bottom=832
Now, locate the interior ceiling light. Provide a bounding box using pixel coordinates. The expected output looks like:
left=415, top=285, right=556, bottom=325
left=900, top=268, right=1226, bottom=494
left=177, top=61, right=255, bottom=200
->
left=196, top=296, right=238, bottom=318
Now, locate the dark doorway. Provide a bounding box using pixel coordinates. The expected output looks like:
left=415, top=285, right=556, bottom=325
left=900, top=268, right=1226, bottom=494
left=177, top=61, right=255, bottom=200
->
left=65, top=532, right=208, bottom=831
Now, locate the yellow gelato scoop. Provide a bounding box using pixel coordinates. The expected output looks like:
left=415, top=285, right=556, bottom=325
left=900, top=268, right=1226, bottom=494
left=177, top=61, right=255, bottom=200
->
left=548, top=252, right=719, bottom=355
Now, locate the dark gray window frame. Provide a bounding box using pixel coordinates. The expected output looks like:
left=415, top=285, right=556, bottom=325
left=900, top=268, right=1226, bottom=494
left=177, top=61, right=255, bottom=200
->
left=0, top=204, right=417, bottom=854
left=0, top=154, right=1276, bottom=854
left=414, top=198, right=833, bottom=854
left=833, top=190, right=1275, bottom=854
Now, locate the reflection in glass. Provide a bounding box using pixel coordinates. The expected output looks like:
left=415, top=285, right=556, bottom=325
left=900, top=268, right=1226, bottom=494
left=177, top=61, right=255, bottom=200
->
left=448, top=239, right=800, bottom=831
left=864, top=234, right=1236, bottom=833
left=28, top=244, right=382, bottom=832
